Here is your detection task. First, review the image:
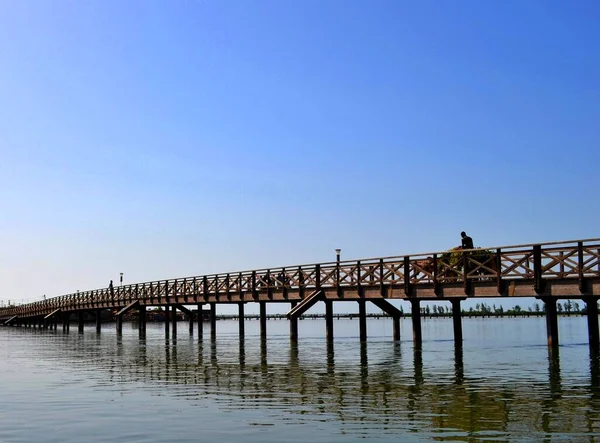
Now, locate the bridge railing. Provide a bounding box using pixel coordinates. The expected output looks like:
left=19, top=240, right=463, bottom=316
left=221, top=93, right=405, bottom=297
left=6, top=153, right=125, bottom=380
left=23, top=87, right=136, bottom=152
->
left=2, top=238, right=600, bottom=319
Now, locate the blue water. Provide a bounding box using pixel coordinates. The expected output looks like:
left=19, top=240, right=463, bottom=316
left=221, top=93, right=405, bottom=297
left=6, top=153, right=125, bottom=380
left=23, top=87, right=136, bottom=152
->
left=1, top=316, right=599, bottom=442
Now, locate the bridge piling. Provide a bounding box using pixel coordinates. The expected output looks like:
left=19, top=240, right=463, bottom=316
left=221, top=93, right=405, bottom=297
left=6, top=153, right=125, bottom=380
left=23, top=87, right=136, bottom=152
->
left=165, top=305, right=170, bottom=337
left=139, top=305, right=146, bottom=337
left=542, top=297, right=559, bottom=349
left=78, top=312, right=84, bottom=333
left=411, top=299, right=422, bottom=349
left=358, top=300, right=367, bottom=341
left=171, top=305, right=177, bottom=336
left=210, top=303, right=216, bottom=338
left=451, top=299, right=464, bottom=346
left=96, top=309, right=102, bottom=333
left=259, top=302, right=267, bottom=339
left=238, top=302, right=245, bottom=337
left=325, top=300, right=334, bottom=342
left=197, top=303, right=203, bottom=339
left=290, top=301, right=298, bottom=341
left=584, top=297, right=599, bottom=353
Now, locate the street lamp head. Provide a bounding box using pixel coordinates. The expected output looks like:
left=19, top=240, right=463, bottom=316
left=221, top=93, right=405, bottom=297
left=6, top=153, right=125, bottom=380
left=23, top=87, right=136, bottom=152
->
left=335, top=248, right=341, bottom=255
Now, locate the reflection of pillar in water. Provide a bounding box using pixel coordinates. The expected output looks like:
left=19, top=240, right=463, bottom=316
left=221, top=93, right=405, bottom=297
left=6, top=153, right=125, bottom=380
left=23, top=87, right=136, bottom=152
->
left=454, top=344, right=464, bottom=385
left=260, top=337, right=267, bottom=373
left=165, top=305, right=170, bottom=337
left=96, top=308, right=102, bottom=333
left=360, top=341, right=368, bottom=393
left=139, top=305, right=146, bottom=338
left=413, top=347, right=423, bottom=386
left=326, top=340, right=335, bottom=376
left=542, top=348, right=562, bottom=433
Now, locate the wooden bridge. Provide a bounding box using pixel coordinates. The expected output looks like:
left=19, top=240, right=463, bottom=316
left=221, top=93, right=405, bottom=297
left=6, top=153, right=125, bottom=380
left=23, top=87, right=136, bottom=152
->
left=2, top=238, right=600, bottom=351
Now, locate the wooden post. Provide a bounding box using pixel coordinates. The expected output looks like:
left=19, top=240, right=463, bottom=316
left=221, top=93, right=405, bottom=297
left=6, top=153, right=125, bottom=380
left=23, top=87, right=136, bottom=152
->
left=259, top=302, right=267, bottom=339
left=78, top=311, right=84, bottom=333
left=290, top=301, right=298, bottom=341
left=139, top=305, right=146, bottom=337
left=197, top=303, right=203, bottom=340
left=210, top=303, right=216, bottom=337
left=172, top=305, right=177, bottom=335
left=451, top=299, right=463, bottom=347
left=325, top=300, right=334, bottom=341
left=543, top=297, right=559, bottom=349
left=584, top=298, right=599, bottom=353
left=238, top=302, right=245, bottom=337
left=188, top=310, right=194, bottom=335
left=393, top=315, right=400, bottom=341
left=116, top=315, right=122, bottom=335
left=410, top=299, right=422, bottom=349
left=165, top=304, right=170, bottom=336
left=358, top=299, right=367, bottom=341
left=96, top=309, right=102, bottom=333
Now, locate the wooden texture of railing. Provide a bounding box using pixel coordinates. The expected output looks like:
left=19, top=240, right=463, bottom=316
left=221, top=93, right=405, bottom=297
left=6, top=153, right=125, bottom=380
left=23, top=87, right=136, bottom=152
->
left=2, top=238, right=600, bottom=319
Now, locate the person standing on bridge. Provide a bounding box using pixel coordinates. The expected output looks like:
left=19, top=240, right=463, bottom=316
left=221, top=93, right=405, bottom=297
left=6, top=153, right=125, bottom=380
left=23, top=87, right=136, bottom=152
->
left=461, top=232, right=474, bottom=250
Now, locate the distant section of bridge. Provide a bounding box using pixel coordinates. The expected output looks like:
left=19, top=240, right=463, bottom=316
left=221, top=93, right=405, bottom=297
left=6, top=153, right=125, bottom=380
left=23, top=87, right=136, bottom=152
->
left=2, top=238, right=600, bottom=352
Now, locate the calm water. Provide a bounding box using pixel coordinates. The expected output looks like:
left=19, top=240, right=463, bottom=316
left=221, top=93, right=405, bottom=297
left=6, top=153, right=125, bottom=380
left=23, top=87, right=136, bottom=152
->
left=1, top=317, right=599, bottom=442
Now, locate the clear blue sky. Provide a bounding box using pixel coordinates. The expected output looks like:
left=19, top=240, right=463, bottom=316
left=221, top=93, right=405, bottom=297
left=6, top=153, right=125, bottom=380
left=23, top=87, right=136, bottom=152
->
left=1, top=1, right=598, bottom=313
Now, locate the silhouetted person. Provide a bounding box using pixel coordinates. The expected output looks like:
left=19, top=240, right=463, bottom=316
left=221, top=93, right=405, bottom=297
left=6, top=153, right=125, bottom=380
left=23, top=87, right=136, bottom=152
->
left=461, top=231, right=473, bottom=249
left=109, top=280, right=114, bottom=297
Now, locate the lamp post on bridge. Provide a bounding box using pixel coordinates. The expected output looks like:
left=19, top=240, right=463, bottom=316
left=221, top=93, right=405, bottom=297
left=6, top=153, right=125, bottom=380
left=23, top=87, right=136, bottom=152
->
left=335, top=248, right=341, bottom=287
left=120, top=273, right=123, bottom=286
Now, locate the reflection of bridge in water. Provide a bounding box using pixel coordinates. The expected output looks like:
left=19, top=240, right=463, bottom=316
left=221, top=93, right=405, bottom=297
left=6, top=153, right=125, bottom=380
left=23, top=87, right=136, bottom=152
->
left=2, top=238, right=600, bottom=352
left=16, top=327, right=600, bottom=439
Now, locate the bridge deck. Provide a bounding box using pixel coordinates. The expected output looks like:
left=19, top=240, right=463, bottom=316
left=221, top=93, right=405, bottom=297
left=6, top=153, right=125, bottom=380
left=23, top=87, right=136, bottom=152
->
left=2, top=238, right=599, bottom=320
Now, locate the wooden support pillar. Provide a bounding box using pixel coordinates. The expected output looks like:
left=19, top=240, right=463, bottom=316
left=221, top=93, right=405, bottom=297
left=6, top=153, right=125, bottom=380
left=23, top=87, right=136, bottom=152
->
left=172, top=305, right=177, bottom=336
left=358, top=299, right=367, bottom=341
left=325, top=300, right=334, bottom=342
left=543, top=297, right=559, bottom=349
left=451, top=299, right=463, bottom=347
left=197, top=304, right=203, bottom=340
left=290, top=301, right=298, bottom=342
left=116, top=316, right=123, bottom=335
left=53, top=318, right=57, bottom=330
left=393, top=315, right=400, bottom=341
left=78, top=311, right=84, bottom=333
left=584, top=298, right=599, bottom=353
left=259, top=302, right=267, bottom=339
left=238, top=302, right=245, bottom=337
left=96, top=309, right=102, bottom=333
left=410, top=299, right=422, bottom=349
left=139, top=305, right=146, bottom=337
left=164, top=305, right=170, bottom=336
left=188, top=309, right=194, bottom=335
left=210, top=303, right=216, bottom=337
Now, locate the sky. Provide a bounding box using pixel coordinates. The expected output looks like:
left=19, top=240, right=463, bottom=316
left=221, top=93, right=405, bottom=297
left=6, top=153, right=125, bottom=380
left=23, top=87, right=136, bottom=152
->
left=1, top=1, right=599, bottom=314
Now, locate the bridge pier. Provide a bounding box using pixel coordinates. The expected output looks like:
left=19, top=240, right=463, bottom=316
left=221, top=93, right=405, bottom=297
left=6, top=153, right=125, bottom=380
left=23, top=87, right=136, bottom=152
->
left=451, top=299, right=464, bottom=346
left=290, top=301, right=298, bottom=341
left=171, top=305, right=177, bottom=336
left=259, top=302, right=267, bottom=339
left=358, top=300, right=367, bottom=341
left=584, top=297, right=599, bottom=353
left=210, top=303, right=216, bottom=337
left=165, top=305, right=170, bottom=336
left=78, top=311, right=84, bottom=333
left=542, top=297, right=559, bottom=349
left=188, top=307, right=194, bottom=335
left=96, top=309, right=102, bottom=333
left=238, top=302, right=245, bottom=337
left=411, top=299, right=422, bottom=349
left=139, top=305, right=146, bottom=337
left=325, top=300, right=334, bottom=341
left=197, top=303, right=203, bottom=339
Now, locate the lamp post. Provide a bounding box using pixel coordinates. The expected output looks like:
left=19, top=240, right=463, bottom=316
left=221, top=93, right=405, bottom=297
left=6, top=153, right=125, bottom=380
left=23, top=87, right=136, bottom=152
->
left=120, top=273, right=123, bottom=286
left=335, top=248, right=341, bottom=287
